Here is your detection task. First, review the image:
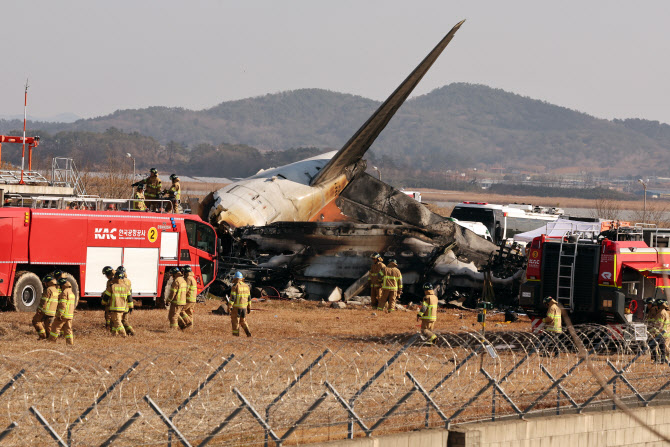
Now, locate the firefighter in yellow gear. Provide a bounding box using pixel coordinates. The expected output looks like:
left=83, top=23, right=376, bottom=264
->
left=540, top=296, right=562, bottom=356
left=116, top=266, right=135, bottom=335
left=133, top=183, right=147, bottom=211
left=163, top=174, right=182, bottom=213
left=368, top=253, right=385, bottom=309
left=179, top=266, right=197, bottom=329
left=230, top=271, right=252, bottom=337
left=143, top=168, right=162, bottom=211
left=542, top=296, right=562, bottom=333
left=167, top=267, right=188, bottom=330
left=378, top=259, right=402, bottom=312
left=651, top=298, right=670, bottom=363
left=417, top=283, right=438, bottom=344
left=102, top=266, right=115, bottom=328
left=32, top=275, right=59, bottom=340
left=48, top=278, right=76, bottom=345
left=102, top=271, right=132, bottom=337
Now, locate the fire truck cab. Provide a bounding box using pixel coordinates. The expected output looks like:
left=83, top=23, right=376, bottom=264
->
left=519, top=226, right=670, bottom=338
left=0, top=206, right=219, bottom=311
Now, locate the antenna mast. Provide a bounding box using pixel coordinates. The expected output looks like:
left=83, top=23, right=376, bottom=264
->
left=20, top=78, right=29, bottom=184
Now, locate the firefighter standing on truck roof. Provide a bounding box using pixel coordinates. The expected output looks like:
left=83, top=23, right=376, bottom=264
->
left=102, top=266, right=115, bottom=329
left=368, top=253, right=385, bottom=309
left=230, top=271, right=252, bottom=337
left=167, top=267, right=187, bottom=330
left=179, top=266, right=197, bottom=329
left=133, top=183, right=147, bottom=211
left=417, top=283, right=438, bottom=344
left=143, top=168, right=162, bottom=211
left=48, top=278, right=76, bottom=345
left=378, top=259, right=402, bottom=313
left=103, top=271, right=132, bottom=337
left=163, top=174, right=182, bottom=214
left=117, top=266, right=135, bottom=336
left=32, top=275, right=59, bottom=340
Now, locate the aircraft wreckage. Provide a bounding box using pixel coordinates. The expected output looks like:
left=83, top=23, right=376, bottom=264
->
left=198, top=20, right=526, bottom=304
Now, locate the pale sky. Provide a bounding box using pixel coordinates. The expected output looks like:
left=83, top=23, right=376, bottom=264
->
left=2, top=1, right=670, bottom=124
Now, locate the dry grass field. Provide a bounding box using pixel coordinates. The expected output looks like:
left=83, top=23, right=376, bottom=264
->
left=0, top=299, right=528, bottom=355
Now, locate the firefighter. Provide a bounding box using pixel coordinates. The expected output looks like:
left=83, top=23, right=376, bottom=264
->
left=163, top=174, right=182, bottom=213
left=143, top=168, right=162, bottom=211
left=649, top=298, right=670, bottom=363
left=102, top=266, right=115, bottom=329
left=378, top=259, right=402, bottom=312
left=179, top=266, right=197, bottom=329
left=541, top=296, right=562, bottom=356
left=230, top=271, right=252, bottom=337
left=166, top=267, right=187, bottom=330
left=133, top=183, right=147, bottom=211
left=117, top=266, right=135, bottom=336
left=368, top=253, right=385, bottom=309
left=32, top=275, right=59, bottom=340
left=417, top=283, right=438, bottom=344
left=102, top=271, right=132, bottom=337
left=48, top=278, right=76, bottom=345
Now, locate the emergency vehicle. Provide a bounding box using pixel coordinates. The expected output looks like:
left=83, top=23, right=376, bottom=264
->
left=518, top=225, right=670, bottom=339
left=0, top=204, right=219, bottom=312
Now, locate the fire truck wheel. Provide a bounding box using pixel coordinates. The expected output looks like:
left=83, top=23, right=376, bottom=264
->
left=12, top=271, right=43, bottom=312
left=61, top=273, right=81, bottom=309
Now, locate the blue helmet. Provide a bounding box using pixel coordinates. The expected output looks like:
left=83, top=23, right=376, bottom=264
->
left=234, top=271, right=244, bottom=279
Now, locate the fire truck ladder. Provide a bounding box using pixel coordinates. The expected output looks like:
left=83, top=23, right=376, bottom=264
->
left=556, top=237, right=578, bottom=310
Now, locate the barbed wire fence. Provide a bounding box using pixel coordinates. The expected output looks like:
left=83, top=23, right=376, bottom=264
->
left=1, top=325, right=670, bottom=446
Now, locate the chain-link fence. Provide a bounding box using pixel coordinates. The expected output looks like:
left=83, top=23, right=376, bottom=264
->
left=1, top=325, right=669, bottom=446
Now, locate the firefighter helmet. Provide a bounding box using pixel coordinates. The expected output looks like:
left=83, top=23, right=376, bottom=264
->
left=644, top=297, right=656, bottom=305
left=136, top=182, right=146, bottom=190
left=115, top=271, right=126, bottom=279
left=657, top=298, right=668, bottom=307
left=543, top=296, right=555, bottom=304
left=53, top=269, right=64, bottom=278
left=102, top=266, right=114, bottom=275
left=170, top=173, right=179, bottom=181
left=150, top=168, right=158, bottom=174
left=234, top=271, right=244, bottom=279
left=116, top=266, right=126, bottom=274
left=423, top=282, right=433, bottom=290
left=370, top=253, right=379, bottom=259
left=57, top=278, right=69, bottom=286
left=42, top=274, right=54, bottom=283
left=181, top=266, right=192, bottom=274
left=388, top=258, right=398, bottom=266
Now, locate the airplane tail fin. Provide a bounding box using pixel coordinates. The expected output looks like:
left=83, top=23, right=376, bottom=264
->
left=310, top=20, right=465, bottom=187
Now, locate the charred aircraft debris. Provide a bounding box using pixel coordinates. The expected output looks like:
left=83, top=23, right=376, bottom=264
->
left=199, top=20, right=527, bottom=307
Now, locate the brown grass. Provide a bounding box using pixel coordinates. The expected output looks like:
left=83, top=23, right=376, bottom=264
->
left=0, top=299, right=528, bottom=355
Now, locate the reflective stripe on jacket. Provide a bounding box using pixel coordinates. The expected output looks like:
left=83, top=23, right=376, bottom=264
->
left=133, top=192, right=146, bottom=211
left=109, top=282, right=131, bottom=312
left=369, top=261, right=386, bottom=286
left=144, top=176, right=162, bottom=199
left=56, top=288, right=76, bottom=320
left=231, top=282, right=251, bottom=308
left=382, top=266, right=402, bottom=291
left=419, top=292, right=438, bottom=321
left=40, top=285, right=60, bottom=316
left=186, top=275, right=198, bottom=303
left=169, top=276, right=187, bottom=305
left=543, top=304, right=562, bottom=333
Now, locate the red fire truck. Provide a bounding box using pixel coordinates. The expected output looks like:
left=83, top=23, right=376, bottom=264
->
left=0, top=206, right=219, bottom=311
left=519, top=226, right=670, bottom=339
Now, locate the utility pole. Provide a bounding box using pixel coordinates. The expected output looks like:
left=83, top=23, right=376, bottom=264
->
left=638, top=179, right=648, bottom=223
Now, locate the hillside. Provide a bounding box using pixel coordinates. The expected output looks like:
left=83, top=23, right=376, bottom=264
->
left=2, top=83, right=669, bottom=175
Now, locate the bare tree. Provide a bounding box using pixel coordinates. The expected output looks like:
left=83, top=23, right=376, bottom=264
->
left=591, top=196, right=622, bottom=220
left=629, top=202, right=670, bottom=227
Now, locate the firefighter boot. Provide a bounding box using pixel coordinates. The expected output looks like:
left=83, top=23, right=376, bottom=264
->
left=243, top=326, right=252, bottom=337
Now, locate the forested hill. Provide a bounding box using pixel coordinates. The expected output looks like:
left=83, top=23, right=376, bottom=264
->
left=2, top=83, right=670, bottom=175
